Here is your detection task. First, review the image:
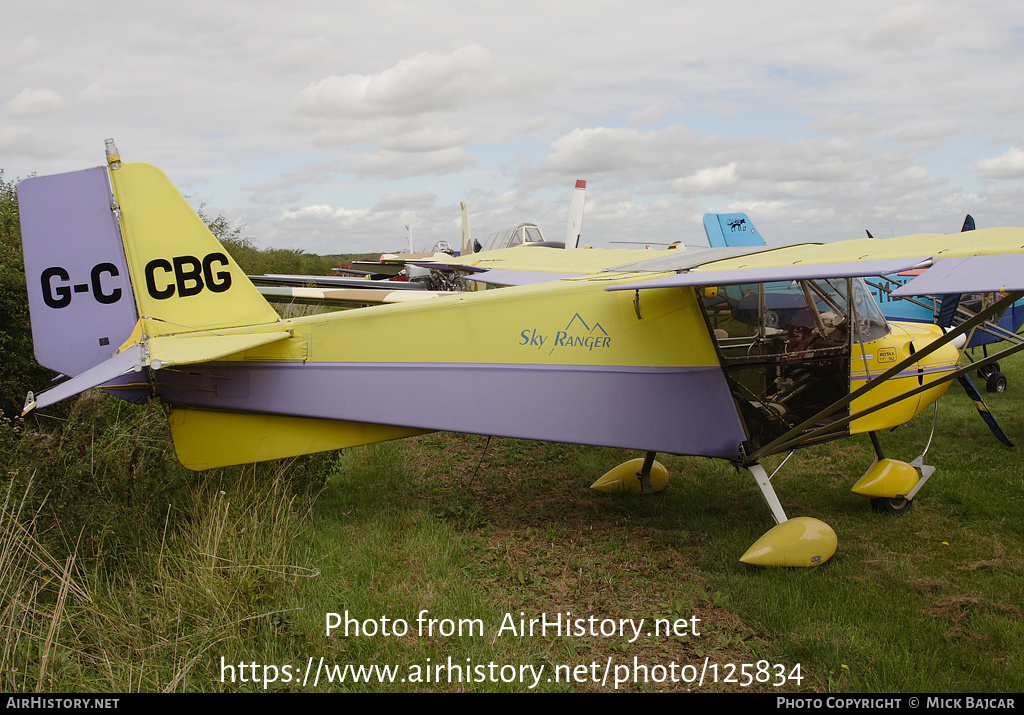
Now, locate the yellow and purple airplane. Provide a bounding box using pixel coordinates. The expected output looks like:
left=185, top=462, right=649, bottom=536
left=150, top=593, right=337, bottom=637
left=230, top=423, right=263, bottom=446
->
left=17, top=141, right=1024, bottom=567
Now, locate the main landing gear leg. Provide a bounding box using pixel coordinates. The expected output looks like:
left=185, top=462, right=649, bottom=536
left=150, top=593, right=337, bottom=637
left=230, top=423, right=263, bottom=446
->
left=749, top=462, right=788, bottom=525
left=739, top=462, right=837, bottom=568
left=638, top=451, right=657, bottom=495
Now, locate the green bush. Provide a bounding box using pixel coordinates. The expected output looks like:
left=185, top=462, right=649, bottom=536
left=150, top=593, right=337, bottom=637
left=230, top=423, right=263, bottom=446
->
left=0, top=171, right=56, bottom=418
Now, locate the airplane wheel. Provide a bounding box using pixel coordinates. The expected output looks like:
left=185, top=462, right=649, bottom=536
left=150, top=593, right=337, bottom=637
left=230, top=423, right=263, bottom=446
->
left=977, top=363, right=1000, bottom=380
left=986, top=372, right=1007, bottom=393
left=870, top=497, right=913, bottom=515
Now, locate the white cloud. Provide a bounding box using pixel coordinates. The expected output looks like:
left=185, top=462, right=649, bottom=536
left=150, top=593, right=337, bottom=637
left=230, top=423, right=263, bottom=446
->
left=76, top=83, right=120, bottom=107
left=626, top=105, right=669, bottom=128
left=345, top=148, right=476, bottom=179
left=373, top=190, right=437, bottom=212
left=293, top=44, right=497, bottom=118
left=972, top=146, right=1024, bottom=180
left=264, top=36, right=332, bottom=74
left=671, top=163, right=739, bottom=195
left=860, top=3, right=950, bottom=51
left=0, top=126, right=65, bottom=158
left=6, top=87, right=63, bottom=117
left=0, top=36, right=42, bottom=73
left=281, top=204, right=339, bottom=219
left=539, top=125, right=709, bottom=177
left=379, top=125, right=474, bottom=153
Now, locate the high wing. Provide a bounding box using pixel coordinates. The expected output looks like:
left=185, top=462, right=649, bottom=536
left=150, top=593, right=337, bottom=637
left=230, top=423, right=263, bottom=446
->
left=619, top=228, right=1024, bottom=282
left=433, top=226, right=1024, bottom=289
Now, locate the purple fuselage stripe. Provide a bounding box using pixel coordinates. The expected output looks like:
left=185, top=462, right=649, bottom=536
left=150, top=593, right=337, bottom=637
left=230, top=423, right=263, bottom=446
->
left=155, top=361, right=746, bottom=459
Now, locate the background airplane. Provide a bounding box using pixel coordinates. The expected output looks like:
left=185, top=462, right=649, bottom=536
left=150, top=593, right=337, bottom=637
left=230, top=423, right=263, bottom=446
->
left=259, top=180, right=587, bottom=297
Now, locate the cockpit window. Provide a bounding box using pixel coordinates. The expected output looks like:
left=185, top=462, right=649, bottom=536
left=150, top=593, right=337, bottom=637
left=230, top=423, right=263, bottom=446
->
left=482, top=224, right=546, bottom=251
left=700, top=279, right=854, bottom=452
left=697, top=277, right=891, bottom=455
left=708, top=280, right=850, bottom=353
left=483, top=228, right=514, bottom=252
left=851, top=278, right=889, bottom=343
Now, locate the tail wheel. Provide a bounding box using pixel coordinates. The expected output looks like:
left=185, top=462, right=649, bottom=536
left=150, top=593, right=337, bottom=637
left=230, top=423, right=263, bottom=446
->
left=871, top=497, right=913, bottom=515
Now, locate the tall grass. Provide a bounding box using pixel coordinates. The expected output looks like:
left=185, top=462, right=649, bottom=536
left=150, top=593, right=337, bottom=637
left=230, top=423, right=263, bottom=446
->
left=0, top=469, right=321, bottom=692
left=1, top=395, right=324, bottom=692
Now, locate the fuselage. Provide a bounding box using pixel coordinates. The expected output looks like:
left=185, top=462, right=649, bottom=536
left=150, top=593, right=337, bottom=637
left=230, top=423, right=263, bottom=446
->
left=153, top=271, right=958, bottom=466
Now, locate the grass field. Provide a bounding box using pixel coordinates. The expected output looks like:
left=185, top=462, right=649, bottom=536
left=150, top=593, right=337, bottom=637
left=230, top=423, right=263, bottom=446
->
left=2, top=350, right=1022, bottom=693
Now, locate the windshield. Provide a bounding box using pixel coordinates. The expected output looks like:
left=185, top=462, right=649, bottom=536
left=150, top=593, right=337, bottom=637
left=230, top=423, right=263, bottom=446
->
left=851, top=278, right=889, bottom=343
left=482, top=224, right=545, bottom=251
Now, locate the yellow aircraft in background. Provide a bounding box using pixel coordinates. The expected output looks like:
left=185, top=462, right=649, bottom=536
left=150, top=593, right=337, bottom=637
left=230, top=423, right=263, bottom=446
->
left=17, top=142, right=1024, bottom=567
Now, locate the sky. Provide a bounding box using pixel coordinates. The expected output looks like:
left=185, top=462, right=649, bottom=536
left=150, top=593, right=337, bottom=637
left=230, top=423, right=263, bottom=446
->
left=4, top=1, right=1024, bottom=256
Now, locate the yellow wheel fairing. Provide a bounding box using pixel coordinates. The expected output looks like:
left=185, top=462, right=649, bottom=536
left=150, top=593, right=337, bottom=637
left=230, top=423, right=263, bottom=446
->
left=851, top=458, right=920, bottom=500
left=739, top=517, right=838, bottom=567
left=590, top=457, right=670, bottom=494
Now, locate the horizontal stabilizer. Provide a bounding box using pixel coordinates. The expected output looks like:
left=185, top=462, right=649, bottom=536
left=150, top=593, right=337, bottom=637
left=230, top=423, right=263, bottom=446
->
left=147, top=331, right=293, bottom=369
left=256, top=286, right=453, bottom=306
left=168, top=408, right=428, bottom=469
left=23, top=344, right=146, bottom=415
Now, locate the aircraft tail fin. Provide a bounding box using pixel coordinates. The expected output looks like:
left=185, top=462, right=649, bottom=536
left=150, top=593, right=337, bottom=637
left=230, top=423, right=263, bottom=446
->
left=18, top=143, right=281, bottom=414
left=565, top=179, right=586, bottom=249
left=19, top=165, right=141, bottom=378
left=108, top=160, right=280, bottom=338
left=703, top=212, right=765, bottom=248
left=460, top=200, right=473, bottom=256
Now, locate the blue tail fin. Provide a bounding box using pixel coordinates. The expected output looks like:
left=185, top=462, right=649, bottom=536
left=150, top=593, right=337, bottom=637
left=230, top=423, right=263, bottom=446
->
left=703, top=213, right=765, bottom=248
